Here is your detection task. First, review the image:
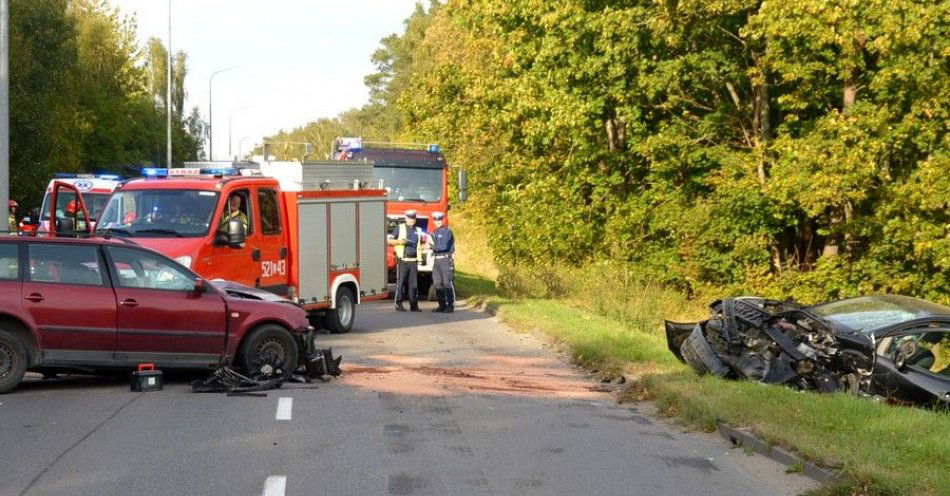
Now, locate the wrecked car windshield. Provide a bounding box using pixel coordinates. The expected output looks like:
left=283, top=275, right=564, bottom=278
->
left=809, top=296, right=950, bottom=333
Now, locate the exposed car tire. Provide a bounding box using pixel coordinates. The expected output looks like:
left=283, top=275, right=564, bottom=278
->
left=0, top=329, right=28, bottom=394
left=326, top=286, right=355, bottom=334
left=680, top=327, right=729, bottom=377
left=238, top=325, right=299, bottom=377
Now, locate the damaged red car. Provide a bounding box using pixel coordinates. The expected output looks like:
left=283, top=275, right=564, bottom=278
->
left=0, top=236, right=314, bottom=393
left=666, top=295, right=950, bottom=408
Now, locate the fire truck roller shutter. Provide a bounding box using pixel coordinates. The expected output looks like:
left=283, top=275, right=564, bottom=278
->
left=297, top=202, right=330, bottom=303
left=330, top=203, right=357, bottom=271
left=358, top=200, right=386, bottom=296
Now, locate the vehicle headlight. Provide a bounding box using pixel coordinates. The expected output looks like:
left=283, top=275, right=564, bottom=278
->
left=174, top=255, right=193, bottom=268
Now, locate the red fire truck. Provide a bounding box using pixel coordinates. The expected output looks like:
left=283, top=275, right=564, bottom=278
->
left=92, top=163, right=388, bottom=333
left=332, top=138, right=455, bottom=298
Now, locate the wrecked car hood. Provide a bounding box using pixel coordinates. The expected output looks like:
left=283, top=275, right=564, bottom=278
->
left=210, top=279, right=296, bottom=305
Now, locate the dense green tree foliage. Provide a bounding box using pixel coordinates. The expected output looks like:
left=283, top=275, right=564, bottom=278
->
left=10, top=0, right=204, bottom=209
left=270, top=0, right=949, bottom=303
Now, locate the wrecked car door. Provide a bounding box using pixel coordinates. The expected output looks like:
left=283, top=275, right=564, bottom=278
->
left=106, top=245, right=227, bottom=368
left=874, top=329, right=950, bottom=407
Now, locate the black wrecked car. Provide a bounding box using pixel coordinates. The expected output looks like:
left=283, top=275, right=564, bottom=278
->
left=665, top=295, right=950, bottom=408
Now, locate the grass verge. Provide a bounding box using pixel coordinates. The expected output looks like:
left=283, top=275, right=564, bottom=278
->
left=451, top=216, right=950, bottom=496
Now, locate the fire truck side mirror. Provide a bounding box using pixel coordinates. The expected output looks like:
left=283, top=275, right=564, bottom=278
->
left=227, top=219, right=246, bottom=248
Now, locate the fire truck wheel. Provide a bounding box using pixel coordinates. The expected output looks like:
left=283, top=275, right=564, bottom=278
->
left=238, top=325, right=299, bottom=377
left=326, top=286, right=355, bottom=334
left=0, top=329, right=28, bottom=394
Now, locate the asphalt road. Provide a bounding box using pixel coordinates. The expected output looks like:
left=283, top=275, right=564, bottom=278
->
left=0, top=299, right=815, bottom=496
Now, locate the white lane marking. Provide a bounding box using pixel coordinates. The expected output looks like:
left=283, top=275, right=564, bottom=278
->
left=262, top=476, right=286, bottom=496
left=276, top=397, right=293, bottom=420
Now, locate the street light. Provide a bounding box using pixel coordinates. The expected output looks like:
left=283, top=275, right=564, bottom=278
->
left=208, top=65, right=238, bottom=160
left=166, top=0, right=172, bottom=167
left=228, top=106, right=253, bottom=159
left=0, top=0, right=9, bottom=225
left=237, top=136, right=252, bottom=160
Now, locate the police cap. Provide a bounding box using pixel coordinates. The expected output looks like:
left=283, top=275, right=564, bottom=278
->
left=432, top=211, right=445, bottom=220
left=404, top=210, right=417, bottom=219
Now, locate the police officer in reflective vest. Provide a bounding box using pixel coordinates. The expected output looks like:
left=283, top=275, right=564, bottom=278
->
left=388, top=210, right=426, bottom=312
left=429, top=211, right=455, bottom=313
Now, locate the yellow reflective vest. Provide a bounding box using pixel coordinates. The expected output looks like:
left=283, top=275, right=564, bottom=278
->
left=394, top=223, right=425, bottom=261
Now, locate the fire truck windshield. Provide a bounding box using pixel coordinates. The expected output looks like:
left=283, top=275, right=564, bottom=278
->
left=96, top=190, right=220, bottom=237
left=374, top=167, right=443, bottom=203
left=41, top=192, right=110, bottom=221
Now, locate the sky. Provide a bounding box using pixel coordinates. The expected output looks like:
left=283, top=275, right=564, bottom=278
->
left=111, top=0, right=422, bottom=160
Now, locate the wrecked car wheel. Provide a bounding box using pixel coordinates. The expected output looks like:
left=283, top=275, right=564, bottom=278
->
left=680, top=327, right=730, bottom=377
left=0, top=329, right=28, bottom=394
left=239, top=325, right=299, bottom=378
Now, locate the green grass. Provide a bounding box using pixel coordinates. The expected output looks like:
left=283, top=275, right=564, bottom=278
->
left=454, top=267, right=950, bottom=496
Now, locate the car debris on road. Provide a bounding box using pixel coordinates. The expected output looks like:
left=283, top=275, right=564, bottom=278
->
left=191, top=346, right=343, bottom=393
left=666, top=295, right=950, bottom=409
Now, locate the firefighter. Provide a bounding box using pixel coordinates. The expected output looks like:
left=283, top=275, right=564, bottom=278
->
left=219, top=193, right=249, bottom=232
left=7, top=200, right=17, bottom=233
left=429, top=211, right=456, bottom=313
left=388, top=210, right=426, bottom=312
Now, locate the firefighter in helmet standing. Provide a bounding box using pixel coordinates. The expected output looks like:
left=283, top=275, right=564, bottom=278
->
left=388, top=210, right=426, bottom=312
left=429, top=211, right=456, bottom=313
left=7, top=200, right=17, bottom=234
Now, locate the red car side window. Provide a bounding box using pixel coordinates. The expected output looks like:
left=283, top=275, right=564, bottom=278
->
left=28, top=244, right=104, bottom=286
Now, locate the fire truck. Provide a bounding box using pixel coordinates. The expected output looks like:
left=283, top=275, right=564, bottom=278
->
left=38, top=173, right=124, bottom=231
left=332, top=137, right=455, bottom=298
left=91, top=163, right=388, bottom=333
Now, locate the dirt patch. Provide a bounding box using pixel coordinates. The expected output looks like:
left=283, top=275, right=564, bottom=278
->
left=340, top=354, right=610, bottom=399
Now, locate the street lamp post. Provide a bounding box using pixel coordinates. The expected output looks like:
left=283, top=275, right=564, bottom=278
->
left=0, top=0, right=8, bottom=226
left=237, top=136, right=251, bottom=160
left=166, top=0, right=172, bottom=167
left=228, top=106, right=252, bottom=160
left=208, top=65, right=238, bottom=161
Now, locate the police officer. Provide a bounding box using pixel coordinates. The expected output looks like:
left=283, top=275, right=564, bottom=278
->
left=388, top=210, right=426, bottom=312
left=429, top=211, right=455, bottom=313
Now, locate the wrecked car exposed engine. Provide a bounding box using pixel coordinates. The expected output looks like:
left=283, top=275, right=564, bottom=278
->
left=666, top=295, right=950, bottom=408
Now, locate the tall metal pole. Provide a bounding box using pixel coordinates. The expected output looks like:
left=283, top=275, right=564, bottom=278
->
left=228, top=106, right=252, bottom=160
left=166, top=0, right=172, bottom=167
left=208, top=65, right=238, bottom=161
left=237, top=136, right=250, bottom=160
left=0, top=0, right=9, bottom=226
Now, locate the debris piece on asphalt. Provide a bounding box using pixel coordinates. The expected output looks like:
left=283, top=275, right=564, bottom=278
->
left=191, top=347, right=342, bottom=393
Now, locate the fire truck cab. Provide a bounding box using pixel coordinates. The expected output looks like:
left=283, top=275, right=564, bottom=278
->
left=94, top=164, right=388, bottom=333
left=333, top=138, right=451, bottom=298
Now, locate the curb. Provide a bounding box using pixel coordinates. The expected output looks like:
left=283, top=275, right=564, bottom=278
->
left=717, top=423, right=840, bottom=484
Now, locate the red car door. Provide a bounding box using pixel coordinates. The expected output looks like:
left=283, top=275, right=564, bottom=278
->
left=256, top=186, right=289, bottom=295
left=21, top=242, right=117, bottom=362
left=106, top=245, right=227, bottom=367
